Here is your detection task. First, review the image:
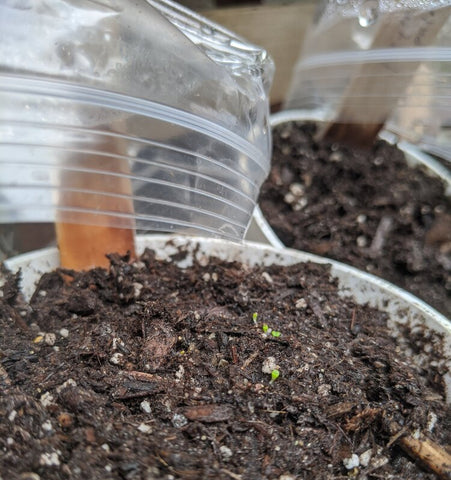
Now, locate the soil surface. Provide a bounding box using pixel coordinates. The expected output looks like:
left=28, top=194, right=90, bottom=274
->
left=1, top=246, right=450, bottom=480
left=259, top=121, right=451, bottom=318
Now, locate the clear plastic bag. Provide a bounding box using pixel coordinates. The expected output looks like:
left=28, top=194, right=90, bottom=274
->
left=284, top=0, right=451, bottom=160
left=0, top=0, right=274, bottom=255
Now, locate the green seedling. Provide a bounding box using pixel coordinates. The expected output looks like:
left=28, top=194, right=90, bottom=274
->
left=252, top=312, right=258, bottom=325
left=271, top=330, right=281, bottom=338
left=262, top=323, right=269, bottom=333
left=270, top=369, right=280, bottom=383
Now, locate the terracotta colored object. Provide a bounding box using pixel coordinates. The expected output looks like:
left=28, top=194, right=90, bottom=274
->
left=56, top=150, right=135, bottom=270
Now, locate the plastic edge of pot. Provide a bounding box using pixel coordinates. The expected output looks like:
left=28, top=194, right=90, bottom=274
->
left=3, top=234, right=450, bottom=402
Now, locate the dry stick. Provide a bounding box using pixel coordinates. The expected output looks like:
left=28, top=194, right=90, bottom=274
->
left=368, top=215, right=392, bottom=258
left=0, top=365, right=11, bottom=388
left=56, top=133, right=136, bottom=270
left=388, top=422, right=451, bottom=480
left=320, top=6, right=451, bottom=148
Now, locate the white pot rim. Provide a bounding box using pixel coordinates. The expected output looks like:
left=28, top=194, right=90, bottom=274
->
left=4, top=234, right=449, bottom=333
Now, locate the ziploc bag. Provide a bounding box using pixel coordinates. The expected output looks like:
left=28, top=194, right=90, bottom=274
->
left=386, top=16, right=451, bottom=162
left=0, top=0, right=274, bottom=250
left=284, top=0, right=450, bottom=159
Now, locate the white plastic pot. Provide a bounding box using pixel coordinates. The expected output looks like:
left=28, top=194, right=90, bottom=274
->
left=3, top=234, right=450, bottom=402
left=248, top=110, right=451, bottom=249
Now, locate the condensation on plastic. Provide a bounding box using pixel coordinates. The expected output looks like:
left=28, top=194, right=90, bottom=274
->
left=0, top=0, right=274, bottom=244
left=284, top=0, right=451, bottom=161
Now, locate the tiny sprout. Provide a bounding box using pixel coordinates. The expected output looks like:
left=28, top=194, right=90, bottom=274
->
left=271, top=330, right=281, bottom=338
left=252, top=312, right=258, bottom=325
left=270, top=369, right=280, bottom=383
left=262, top=323, right=269, bottom=333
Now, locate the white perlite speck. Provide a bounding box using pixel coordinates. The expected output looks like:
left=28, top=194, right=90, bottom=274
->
left=295, top=298, right=307, bottom=309
left=172, top=413, right=188, bottom=428
left=317, top=384, right=331, bottom=397
left=262, top=272, right=273, bottom=284
left=370, top=455, right=389, bottom=469
left=329, top=152, right=343, bottom=162
left=39, top=452, right=60, bottom=467
left=262, top=357, right=278, bottom=374
left=40, top=392, right=55, bottom=408
left=427, top=412, right=438, bottom=432
left=59, top=328, right=69, bottom=338
left=42, top=420, right=53, bottom=432
left=133, top=282, right=143, bottom=298
left=289, top=183, right=304, bottom=197
left=56, top=379, right=77, bottom=393
left=219, top=445, right=233, bottom=460
left=109, top=352, right=124, bottom=365
left=356, top=235, right=367, bottom=248
left=284, top=192, right=296, bottom=205
left=175, top=365, right=185, bottom=381
left=8, top=410, right=17, bottom=422
left=359, top=449, right=372, bottom=467
left=137, top=423, right=152, bottom=433
left=140, top=400, right=151, bottom=414
left=343, top=453, right=359, bottom=470
left=44, top=333, right=57, bottom=346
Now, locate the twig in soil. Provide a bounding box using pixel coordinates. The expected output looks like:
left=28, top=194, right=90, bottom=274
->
left=241, top=351, right=259, bottom=370
left=369, top=216, right=393, bottom=258
left=350, top=308, right=356, bottom=332
left=386, top=423, right=409, bottom=448
left=220, top=468, right=242, bottom=480
left=387, top=422, right=451, bottom=480
left=309, top=300, right=327, bottom=328
left=12, top=311, right=29, bottom=332
left=246, top=420, right=272, bottom=438
left=230, top=344, right=238, bottom=364
left=127, top=370, right=162, bottom=383
left=0, top=365, right=11, bottom=388
left=114, top=391, right=154, bottom=401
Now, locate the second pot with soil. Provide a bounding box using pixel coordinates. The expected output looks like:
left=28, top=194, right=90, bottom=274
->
left=255, top=111, right=451, bottom=318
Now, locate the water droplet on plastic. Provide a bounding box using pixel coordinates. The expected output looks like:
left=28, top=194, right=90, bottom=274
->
left=358, top=0, right=379, bottom=27
left=336, top=0, right=348, bottom=5
left=201, top=25, right=213, bottom=36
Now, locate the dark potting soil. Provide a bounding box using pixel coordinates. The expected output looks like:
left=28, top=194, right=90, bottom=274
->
left=0, top=245, right=450, bottom=480
left=259, top=121, right=451, bottom=318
